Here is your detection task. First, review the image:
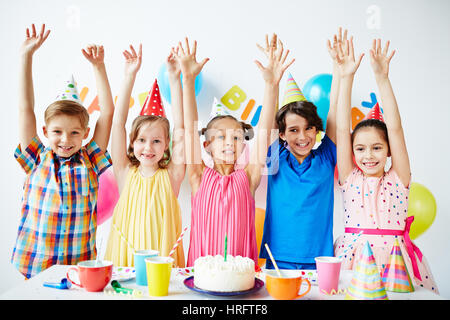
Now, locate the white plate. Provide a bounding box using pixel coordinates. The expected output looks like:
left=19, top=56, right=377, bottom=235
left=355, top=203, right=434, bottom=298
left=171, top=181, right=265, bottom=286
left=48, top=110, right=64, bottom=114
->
left=112, top=266, right=136, bottom=282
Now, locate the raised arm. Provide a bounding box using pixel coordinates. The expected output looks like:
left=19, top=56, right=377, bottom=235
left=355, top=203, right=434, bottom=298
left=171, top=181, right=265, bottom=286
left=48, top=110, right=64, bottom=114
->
left=370, top=39, right=410, bottom=186
left=173, top=38, right=209, bottom=191
left=110, top=44, right=142, bottom=191
left=166, top=47, right=186, bottom=196
left=326, top=27, right=348, bottom=144
left=81, top=44, right=114, bottom=152
left=18, top=24, right=50, bottom=149
left=335, top=38, right=364, bottom=183
left=247, top=38, right=294, bottom=194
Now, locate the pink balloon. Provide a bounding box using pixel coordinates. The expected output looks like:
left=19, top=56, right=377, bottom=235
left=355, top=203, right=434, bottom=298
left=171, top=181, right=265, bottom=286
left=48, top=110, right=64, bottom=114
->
left=97, top=168, right=119, bottom=225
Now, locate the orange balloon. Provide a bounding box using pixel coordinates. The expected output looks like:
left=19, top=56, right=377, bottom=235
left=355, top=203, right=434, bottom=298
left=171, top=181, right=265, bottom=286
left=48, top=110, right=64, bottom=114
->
left=255, top=208, right=266, bottom=267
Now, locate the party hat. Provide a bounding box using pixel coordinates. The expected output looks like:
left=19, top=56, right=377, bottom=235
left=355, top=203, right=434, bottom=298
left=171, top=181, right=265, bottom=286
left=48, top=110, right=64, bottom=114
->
left=55, top=75, right=82, bottom=104
left=381, top=239, right=415, bottom=293
left=363, top=102, right=384, bottom=122
left=345, top=241, right=388, bottom=300
left=140, top=79, right=166, bottom=117
left=281, top=73, right=307, bottom=107
left=210, top=97, right=232, bottom=120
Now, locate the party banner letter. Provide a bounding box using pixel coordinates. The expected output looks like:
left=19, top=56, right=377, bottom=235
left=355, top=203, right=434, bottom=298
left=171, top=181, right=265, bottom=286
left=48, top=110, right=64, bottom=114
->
left=221, top=85, right=247, bottom=111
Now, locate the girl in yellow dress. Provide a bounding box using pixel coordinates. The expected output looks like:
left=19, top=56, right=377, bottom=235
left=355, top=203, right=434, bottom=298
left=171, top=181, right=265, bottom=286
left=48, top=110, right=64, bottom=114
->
left=104, top=44, right=185, bottom=267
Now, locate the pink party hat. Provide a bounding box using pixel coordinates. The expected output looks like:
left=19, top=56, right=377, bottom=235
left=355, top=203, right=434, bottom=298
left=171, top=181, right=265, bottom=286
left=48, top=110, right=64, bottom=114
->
left=363, top=102, right=384, bottom=122
left=55, top=75, right=82, bottom=104
left=381, top=239, right=415, bottom=293
left=140, top=79, right=166, bottom=117
left=345, top=241, right=388, bottom=300
left=281, top=73, right=307, bottom=107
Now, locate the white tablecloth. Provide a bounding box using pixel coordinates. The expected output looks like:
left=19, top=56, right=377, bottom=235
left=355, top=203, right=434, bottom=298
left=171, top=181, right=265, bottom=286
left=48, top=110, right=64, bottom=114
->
left=0, top=265, right=442, bottom=300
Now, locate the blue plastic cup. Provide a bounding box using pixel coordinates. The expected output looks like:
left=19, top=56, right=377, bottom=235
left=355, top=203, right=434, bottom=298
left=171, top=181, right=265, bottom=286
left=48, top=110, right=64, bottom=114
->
left=134, top=250, right=159, bottom=286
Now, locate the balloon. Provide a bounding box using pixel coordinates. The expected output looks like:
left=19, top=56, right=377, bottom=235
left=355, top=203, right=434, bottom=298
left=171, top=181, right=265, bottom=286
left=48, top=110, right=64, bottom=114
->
left=97, top=168, right=120, bottom=225
left=255, top=207, right=266, bottom=267
left=158, top=63, right=203, bottom=104
left=407, top=182, right=437, bottom=239
left=302, top=73, right=332, bottom=131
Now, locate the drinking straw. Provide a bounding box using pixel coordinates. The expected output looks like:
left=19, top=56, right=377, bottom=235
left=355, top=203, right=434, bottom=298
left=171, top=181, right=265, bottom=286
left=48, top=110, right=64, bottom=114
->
left=338, top=231, right=364, bottom=259
left=264, top=243, right=282, bottom=277
left=169, top=226, right=188, bottom=257
left=113, top=223, right=136, bottom=254
left=96, top=237, right=103, bottom=266
left=224, top=234, right=228, bottom=262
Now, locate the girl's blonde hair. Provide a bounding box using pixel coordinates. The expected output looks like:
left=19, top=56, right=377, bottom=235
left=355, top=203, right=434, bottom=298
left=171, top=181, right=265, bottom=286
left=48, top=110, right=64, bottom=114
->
left=44, top=100, right=89, bottom=128
left=127, top=115, right=171, bottom=169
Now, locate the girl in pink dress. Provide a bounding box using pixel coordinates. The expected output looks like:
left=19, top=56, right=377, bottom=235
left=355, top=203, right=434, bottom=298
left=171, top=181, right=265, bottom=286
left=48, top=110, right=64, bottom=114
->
left=334, top=38, right=438, bottom=293
left=172, top=37, right=294, bottom=266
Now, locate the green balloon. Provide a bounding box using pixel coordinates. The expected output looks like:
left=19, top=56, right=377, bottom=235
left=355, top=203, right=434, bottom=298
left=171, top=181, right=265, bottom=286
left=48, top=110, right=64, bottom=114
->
left=407, top=182, right=437, bottom=239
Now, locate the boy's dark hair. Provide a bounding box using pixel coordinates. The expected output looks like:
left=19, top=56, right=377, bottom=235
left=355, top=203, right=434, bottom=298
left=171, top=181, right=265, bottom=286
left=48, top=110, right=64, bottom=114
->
left=276, top=100, right=323, bottom=141
left=351, top=119, right=389, bottom=147
left=200, top=115, right=254, bottom=141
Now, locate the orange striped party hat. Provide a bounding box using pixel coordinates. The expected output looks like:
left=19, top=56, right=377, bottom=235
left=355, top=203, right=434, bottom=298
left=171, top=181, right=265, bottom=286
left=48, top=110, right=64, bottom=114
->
left=381, top=239, right=415, bottom=293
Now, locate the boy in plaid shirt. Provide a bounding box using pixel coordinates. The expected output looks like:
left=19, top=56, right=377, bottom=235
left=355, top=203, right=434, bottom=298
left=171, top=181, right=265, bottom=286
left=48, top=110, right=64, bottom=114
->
left=12, top=24, right=114, bottom=278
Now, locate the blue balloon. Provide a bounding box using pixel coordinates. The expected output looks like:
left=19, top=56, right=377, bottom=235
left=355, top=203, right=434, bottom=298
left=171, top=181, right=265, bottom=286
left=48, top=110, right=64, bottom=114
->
left=302, top=73, right=332, bottom=131
left=157, top=63, right=203, bottom=104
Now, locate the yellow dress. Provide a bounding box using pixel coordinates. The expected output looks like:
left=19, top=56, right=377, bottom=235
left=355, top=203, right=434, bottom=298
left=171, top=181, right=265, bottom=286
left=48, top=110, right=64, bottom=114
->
left=104, top=166, right=185, bottom=267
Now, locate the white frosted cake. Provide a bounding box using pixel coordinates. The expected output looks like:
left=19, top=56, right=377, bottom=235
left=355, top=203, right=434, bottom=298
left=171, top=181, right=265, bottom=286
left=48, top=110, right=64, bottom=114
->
left=194, top=255, right=255, bottom=292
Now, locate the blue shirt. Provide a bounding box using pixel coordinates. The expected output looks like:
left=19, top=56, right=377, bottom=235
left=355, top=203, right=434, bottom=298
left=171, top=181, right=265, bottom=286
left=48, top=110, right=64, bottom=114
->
left=260, top=135, right=336, bottom=264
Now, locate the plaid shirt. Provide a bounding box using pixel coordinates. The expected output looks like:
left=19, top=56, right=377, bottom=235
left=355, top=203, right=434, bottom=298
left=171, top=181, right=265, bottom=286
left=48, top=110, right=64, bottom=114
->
left=12, top=136, right=112, bottom=278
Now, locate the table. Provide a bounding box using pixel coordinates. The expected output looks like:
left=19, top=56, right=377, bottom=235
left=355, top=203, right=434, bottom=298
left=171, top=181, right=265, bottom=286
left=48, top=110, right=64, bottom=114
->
left=0, top=265, right=442, bottom=300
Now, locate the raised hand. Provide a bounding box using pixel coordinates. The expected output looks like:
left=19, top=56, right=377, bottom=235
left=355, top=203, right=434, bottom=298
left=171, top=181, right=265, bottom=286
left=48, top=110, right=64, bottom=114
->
left=167, top=47, right=181, bottom=78
left=256, top=33, right=278, bottom=59
left=21, top=24, right=50, bottom=56
left=172, top=37, right=209, bottom=80
left=82, top=44, right=105, bottom=66
left=121, top=44, right=142, bottom=76
left=327, top=27, right=348, bottom=65
left=254, top=40, right=295, bottom=85
left=336, top=37, right=364, bottom=77
left=370, top=39, right=395, bottom=78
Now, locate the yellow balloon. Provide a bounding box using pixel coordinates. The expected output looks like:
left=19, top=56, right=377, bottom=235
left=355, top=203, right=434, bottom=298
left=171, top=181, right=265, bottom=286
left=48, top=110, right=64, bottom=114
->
left=407, top=182, right=437, bottom=239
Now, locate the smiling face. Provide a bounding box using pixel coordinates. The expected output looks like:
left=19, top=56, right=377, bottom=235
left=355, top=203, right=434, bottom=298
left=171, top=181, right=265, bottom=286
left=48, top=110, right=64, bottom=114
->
left=204, top=117, right=246, bottom=164
left=279, top=112, right=317, bottom=163
left=43, top=114, right=90, bottom=158
left=352, top=127, right=389, bottom=177
left=131, top=122, right=169, bottom=169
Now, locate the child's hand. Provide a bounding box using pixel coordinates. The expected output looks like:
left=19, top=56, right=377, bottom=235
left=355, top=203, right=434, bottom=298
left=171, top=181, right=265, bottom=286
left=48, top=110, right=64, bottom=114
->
left=256, top=33, right=278, bottom=59
left=172, top=37, right=209, bottom=80
left=255, top=41, right=295, bottom=85
left=327, top=27, right=348, bottom=65
left=122, top=44, right=142, bottom=76
left=370, top=39, right=395, bottom=78
left=336, top=37, right=364, bottom=77
left=82, top=44, right=105, bottom=66
left=167, top=47, right=181, bottom=79
left=21, top=24, right=50, bottom=56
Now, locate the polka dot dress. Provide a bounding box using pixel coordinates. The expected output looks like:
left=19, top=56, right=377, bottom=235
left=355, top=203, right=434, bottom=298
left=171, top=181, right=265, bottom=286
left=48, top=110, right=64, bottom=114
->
left=334, top=167, right=439, bottom=294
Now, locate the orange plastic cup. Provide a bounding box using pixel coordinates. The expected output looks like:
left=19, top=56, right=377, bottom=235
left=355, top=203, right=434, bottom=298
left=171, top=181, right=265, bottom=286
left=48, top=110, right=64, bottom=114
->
left=265, top=270, right=311, bottom=300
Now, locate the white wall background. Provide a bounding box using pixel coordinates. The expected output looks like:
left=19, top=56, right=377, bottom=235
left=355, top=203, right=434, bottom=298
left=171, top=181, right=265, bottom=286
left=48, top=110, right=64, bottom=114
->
left=1, top=0, right=449, bottom=298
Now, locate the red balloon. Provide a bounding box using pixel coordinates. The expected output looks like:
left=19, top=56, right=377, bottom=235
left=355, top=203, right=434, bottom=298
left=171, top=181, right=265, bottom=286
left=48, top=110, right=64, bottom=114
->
left=97, top=168, right=119, bottom=225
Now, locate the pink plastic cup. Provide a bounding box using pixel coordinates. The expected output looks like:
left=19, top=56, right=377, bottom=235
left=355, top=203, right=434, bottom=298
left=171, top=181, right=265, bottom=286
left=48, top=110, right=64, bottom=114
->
left=315, top=256, right=342, bottom=294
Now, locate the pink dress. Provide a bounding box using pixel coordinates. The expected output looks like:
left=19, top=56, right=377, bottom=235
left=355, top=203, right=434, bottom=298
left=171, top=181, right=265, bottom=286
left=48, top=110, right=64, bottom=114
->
left=187, top=167, right=257, bottom=267
left=334, top=167, right=438, bottom=293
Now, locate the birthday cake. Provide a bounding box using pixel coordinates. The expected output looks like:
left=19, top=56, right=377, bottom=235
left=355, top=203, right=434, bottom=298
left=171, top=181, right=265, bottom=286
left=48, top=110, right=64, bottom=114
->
left=193, top=255, right=255, bottom=292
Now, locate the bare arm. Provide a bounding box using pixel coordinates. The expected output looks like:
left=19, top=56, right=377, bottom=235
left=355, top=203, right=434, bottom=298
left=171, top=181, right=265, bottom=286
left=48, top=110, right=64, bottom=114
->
left=166, top=48, right=186, bottom=196
left=111, top=44, right=142, bottom=191
left=370, top=39, right=410, bottom=186
left=18, top=24, right=50, bottom=149
left=336, top=38, right=364, bottom=183
left=82, top=45, right=114, bottom=152
left=247, top=37, right=295, bottom=195
left=173, top=38, right=209, bottom=193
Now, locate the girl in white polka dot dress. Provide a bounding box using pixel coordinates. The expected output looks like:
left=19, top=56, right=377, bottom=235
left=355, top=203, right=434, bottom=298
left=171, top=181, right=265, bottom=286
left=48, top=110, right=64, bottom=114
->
left=333, top=37, right=438, bottom=293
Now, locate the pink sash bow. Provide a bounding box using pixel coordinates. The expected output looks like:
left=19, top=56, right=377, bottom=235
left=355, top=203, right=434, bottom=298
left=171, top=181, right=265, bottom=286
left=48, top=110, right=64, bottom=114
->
left=345, top=216, right=423, bottom=281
